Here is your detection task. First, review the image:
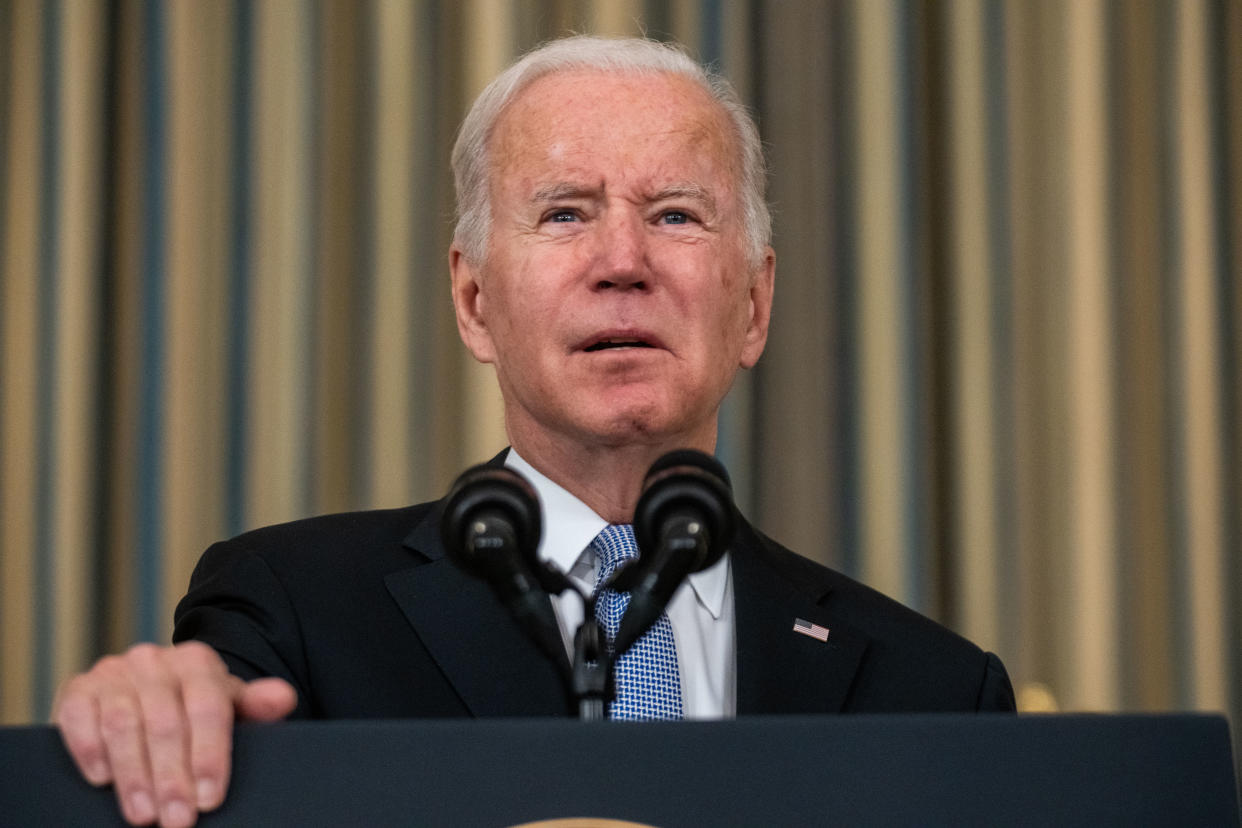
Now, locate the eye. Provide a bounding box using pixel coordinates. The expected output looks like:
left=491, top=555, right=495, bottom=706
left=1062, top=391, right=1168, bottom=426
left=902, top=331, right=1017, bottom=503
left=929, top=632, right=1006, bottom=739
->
left=660, top=210, right=691, bottom=225
left=546, top=209, right=578, bottom=223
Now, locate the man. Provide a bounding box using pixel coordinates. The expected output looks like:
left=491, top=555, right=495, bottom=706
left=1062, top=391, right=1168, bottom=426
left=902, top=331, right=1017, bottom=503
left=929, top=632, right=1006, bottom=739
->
left=54, top=35, right=1015, bottom=828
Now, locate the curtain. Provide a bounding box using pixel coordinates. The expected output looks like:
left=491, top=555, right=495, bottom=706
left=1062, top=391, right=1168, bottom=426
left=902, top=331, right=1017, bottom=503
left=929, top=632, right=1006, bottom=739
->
left=2, top=0, right=1238, bottom=748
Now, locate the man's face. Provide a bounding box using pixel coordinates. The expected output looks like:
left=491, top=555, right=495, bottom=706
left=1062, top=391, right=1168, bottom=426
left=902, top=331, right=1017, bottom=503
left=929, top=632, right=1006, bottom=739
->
left=450, top=69, right=774, bottom=454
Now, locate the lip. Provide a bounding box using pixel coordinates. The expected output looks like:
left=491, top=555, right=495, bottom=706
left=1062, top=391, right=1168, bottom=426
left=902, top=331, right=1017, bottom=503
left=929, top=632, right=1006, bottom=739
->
left=573, top=328, right=667, bottom=353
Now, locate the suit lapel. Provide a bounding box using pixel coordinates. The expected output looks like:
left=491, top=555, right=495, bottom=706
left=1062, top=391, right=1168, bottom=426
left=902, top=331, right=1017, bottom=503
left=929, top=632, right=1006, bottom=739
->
left=384, top=497, right=573, bottom=718
left=731, top=522, right=868, bottom=715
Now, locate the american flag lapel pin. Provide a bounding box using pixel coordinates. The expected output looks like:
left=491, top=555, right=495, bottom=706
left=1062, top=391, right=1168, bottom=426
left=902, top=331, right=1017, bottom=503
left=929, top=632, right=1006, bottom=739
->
left=793, top=617, right=830, bottom=642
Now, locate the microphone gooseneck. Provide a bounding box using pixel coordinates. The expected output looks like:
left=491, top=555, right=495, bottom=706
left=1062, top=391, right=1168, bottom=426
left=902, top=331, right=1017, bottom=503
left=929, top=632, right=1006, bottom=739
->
left=440, top=465, right=565, bottom=668
left=614, top=449, right=737, bottom=656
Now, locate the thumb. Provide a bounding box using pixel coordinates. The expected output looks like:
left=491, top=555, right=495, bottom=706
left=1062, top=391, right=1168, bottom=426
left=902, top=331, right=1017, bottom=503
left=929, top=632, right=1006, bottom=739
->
left=235, top=677, right=298, bottom=721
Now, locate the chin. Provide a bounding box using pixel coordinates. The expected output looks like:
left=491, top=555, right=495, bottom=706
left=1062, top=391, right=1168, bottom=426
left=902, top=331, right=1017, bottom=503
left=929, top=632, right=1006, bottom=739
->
left=577, top=405, right=707, bottom=450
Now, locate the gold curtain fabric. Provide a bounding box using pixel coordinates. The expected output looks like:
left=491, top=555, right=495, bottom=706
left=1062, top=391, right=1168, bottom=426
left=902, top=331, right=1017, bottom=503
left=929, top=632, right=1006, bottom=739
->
left=2, top=0, right=1239, bottom=746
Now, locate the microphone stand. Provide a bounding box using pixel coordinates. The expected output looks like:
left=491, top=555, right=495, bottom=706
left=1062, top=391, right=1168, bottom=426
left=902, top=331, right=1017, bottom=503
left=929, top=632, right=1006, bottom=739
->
left=503, top=549, right=678, bottom=720
left=569, top=566, right=663, bottom=722
left=570, top=595, right=612, bottom=721
left=519, top=563, right=616, bottom=721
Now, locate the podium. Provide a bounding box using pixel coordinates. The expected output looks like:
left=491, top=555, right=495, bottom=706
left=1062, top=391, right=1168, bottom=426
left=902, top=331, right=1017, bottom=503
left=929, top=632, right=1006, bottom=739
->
left=2, top=714, right=1237, bottom=826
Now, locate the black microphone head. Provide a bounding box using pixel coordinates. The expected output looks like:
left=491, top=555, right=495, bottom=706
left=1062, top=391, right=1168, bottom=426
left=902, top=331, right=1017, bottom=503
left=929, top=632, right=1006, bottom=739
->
left=642, top=448, right=732, bottom=491
left=440, top=464, right=542, bottom=579
left=633, top=449, right=735, bottom=573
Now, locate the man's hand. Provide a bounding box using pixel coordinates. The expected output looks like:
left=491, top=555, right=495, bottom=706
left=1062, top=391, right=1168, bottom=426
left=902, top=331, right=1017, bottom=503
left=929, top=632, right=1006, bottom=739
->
left=53, top=641, right=297, bottom=827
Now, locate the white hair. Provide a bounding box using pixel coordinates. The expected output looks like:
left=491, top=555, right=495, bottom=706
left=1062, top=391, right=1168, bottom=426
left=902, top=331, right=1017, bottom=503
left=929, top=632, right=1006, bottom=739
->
left=451, top=35, right=771, bottom=266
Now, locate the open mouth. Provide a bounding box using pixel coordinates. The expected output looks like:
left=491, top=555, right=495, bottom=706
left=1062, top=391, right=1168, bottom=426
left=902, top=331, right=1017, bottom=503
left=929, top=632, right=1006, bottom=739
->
left=583, top=339, right=656, bottom=352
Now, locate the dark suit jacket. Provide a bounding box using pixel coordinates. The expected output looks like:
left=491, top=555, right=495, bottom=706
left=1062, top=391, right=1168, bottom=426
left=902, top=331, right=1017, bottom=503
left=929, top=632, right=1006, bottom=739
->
left=174, top=482, right=1015, bottom=718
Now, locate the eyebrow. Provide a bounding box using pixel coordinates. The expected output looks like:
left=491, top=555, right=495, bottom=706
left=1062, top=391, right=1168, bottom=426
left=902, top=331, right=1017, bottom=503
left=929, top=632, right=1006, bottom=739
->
left=530, top=181, right=717, bottom=211
left=650, top=183, right=716, bottom=211
left=531, top=182, right=600, bottom=203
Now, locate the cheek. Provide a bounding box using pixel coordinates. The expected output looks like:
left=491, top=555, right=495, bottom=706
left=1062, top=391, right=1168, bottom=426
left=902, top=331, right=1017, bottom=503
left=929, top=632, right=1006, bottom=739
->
left=485, top=289, right=556, bottom=374
left=480, top=258, right=534, bottom=337
left=708, top=278, right=751, bottom=333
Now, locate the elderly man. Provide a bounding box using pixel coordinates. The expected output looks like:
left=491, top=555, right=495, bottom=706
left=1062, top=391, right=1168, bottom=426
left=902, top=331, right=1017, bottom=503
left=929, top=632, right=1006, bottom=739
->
left=54, top=35, right=1014, bottom=828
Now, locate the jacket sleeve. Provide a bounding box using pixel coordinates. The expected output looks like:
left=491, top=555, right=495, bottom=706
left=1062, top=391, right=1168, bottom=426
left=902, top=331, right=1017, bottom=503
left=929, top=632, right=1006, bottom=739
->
left=975, top=651, right=1018, bottom=712
left=172, top=538, right=314, bottom=718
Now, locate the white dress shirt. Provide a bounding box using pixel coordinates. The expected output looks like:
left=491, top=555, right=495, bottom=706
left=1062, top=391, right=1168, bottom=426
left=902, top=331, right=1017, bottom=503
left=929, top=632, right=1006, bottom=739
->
left=506, top=450, right=736, bottom=718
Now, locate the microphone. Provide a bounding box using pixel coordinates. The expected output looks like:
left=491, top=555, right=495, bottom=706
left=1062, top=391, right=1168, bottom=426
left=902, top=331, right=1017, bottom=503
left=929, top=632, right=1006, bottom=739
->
left=612, top=449, right=736, bottom=656
left=440, top=464, right=565, bottom=668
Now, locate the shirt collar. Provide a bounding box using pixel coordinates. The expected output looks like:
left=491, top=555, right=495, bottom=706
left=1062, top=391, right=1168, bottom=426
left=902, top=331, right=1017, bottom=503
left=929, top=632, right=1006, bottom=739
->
left=505, top=450, right=605, bottom=576
left=505, top=449, right=730, bottom=619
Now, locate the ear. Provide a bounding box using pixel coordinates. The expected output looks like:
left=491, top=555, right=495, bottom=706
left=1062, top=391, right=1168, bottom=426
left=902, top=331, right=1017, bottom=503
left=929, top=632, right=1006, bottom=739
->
left=449, top=245, right=497, bottom=364
left=739, top=246, right=775, bottom=369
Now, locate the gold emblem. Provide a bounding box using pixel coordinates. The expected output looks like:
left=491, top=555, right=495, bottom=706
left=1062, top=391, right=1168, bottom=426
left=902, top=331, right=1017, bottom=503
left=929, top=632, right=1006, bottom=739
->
left=509, top=820, right=663, bottom=828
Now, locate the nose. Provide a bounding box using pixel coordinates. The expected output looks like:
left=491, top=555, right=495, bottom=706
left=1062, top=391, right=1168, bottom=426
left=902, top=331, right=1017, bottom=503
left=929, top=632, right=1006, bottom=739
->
left=593, top=209, right=648, bottom=291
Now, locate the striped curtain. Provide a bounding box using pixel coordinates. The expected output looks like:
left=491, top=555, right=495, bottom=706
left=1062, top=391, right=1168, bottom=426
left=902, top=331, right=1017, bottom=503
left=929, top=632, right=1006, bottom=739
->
left=754, top=0, right=1241, bottom=719
left=2, top=0, right=1238, bottom=747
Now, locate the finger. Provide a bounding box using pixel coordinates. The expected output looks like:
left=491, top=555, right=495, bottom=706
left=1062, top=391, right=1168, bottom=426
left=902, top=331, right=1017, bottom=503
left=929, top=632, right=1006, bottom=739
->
left=53, top=674, right=113, bottom=787
left=235, top=678, right=298, bottom=721
left=181, top=682, right=233, bottom=811
left=189, top=676, right=296, bottom=809
left=94, top=663, right=159, bottom=825
left=174, top=645, right=241, bottom=811
left=126, top=644, right=198, bottom=828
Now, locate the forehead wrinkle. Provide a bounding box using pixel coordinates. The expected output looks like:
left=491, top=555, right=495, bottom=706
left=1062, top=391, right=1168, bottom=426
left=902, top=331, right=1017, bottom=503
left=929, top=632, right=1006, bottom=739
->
left=491, top=71, right=745, bottom=221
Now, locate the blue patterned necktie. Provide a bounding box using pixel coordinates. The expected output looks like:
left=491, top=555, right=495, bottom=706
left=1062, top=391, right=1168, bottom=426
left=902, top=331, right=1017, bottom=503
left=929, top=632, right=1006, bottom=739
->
left=591, top=524, right=684, bottom=720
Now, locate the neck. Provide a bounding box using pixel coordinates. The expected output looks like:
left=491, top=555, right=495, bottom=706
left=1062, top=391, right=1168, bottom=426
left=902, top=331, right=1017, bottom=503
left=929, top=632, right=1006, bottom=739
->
left=509, top=428, right=717, bottom=524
